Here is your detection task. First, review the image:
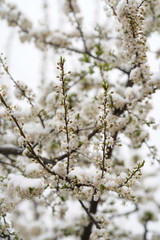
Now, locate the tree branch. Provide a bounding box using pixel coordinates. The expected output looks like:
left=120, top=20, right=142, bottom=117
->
left=7, top=19, right=129, bottom=75
left=79, top=199, right=101, bottom=229
left=80, top=196, right=100, bottom=240
left=0, top=146, right=54, bottom=165
left=68, top=0, right=88, bottom=52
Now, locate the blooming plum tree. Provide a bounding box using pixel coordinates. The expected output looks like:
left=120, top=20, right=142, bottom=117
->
left=0, top=0, right=160, bottom=239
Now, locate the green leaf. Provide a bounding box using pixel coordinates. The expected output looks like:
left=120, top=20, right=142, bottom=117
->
left=131, top=195, right=136, bottom=199
left=60, top=196, right=66, bottom=202
left=61, top=184, right=67, bottom=189
left=14, top=236, right=19, bottom=240
left=136, top=130, right=141, bottom=136
left=51, top=139, right=59, bottom=150
left=80, top=53, right=90, bottom=63
left=26, top=146, right=31, bottom=152
left=95, top=44, right=103, bottom=57
left=89, top=66, right=94, bottom=74
left=100, top=184, right=106, bottom=190
left=143, top=211, right=154, bottom=221
left=102, top=80, right=109, bottom=91
left=75, top=113, right=80, bottom=120
left=29, top=187, right=35, bottom=194
left=60, top=56, right=66, bottom=65
left=138, top=160, right=145, bottom=168
left=78, top=141, right=83, bottom=147
left=103, top=63, right=112, bottom=71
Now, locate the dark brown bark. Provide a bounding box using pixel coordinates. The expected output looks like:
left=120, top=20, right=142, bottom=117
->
left=81, top=197, right=99, bottom=240
left=80, top=131, right=118, bottom=240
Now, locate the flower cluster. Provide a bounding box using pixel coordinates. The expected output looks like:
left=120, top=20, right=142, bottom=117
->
left=116, top=0, right=147, bottom=66
left=7, top=174, right=44, bottom=199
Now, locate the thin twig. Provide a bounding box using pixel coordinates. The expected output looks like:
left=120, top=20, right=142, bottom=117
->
left=138, top=0, right=146, bottom=9
left=0, top=57, right=45, bottom=128
left=8, top=19, right=129, bottom=75
left=144, top=141, right=160, bottom=164
left=0, top=93, right=56, bottom=175
left=68, top=0, right=88, bottom=52
left=58, top=57, right=70, bottom=174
